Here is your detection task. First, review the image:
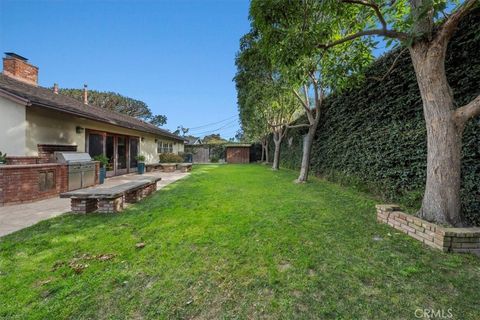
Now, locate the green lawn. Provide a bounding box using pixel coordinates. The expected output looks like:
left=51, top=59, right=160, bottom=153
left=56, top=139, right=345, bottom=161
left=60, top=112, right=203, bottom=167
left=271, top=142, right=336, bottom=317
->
left=1, top=165, right=479, bottom=319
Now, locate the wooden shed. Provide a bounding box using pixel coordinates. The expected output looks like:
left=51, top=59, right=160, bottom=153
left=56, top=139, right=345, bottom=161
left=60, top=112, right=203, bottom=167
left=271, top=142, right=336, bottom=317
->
left=225, top=144, right=251, bottom=164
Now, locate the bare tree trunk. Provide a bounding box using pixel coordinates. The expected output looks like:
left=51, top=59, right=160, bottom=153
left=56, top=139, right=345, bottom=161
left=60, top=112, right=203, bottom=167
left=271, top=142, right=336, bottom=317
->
left=272, top=132, right=281, bottom=170
left=265, top=138, right=269, bottom=163
left=260, top=140, right=265, bottom=162
left=410, top=41, right=464, bottom=226
left=296, top=124, right=317, bottom=183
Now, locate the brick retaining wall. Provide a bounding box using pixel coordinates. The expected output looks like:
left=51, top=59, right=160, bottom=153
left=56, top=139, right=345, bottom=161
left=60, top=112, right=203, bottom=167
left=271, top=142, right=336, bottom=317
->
left=376, top=205, right=480, bottom=256
left=0, top=163, right=68, bottom=206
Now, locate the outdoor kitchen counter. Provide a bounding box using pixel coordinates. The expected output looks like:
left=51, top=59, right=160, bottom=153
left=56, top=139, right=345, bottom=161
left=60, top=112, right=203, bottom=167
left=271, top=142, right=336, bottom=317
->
left=0, top=163, right=65, bottom=169
left=0, top=161, right=100, bottom=169
left=0, top=162, right=70, bottom=206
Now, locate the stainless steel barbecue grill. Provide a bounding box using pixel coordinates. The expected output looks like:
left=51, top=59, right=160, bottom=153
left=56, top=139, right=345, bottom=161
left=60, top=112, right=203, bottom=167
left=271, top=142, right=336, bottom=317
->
left=54, top=152, right=95, bottom=191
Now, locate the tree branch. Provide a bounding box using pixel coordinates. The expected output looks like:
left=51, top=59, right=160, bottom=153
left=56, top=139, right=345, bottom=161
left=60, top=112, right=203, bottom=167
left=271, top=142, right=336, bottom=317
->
left=316, top=87, right=324, bottom=115
left=280, top=126, right=288, bottom=140
left=292, top=88, right=309, bottom=110
left=370, top=48, right=408, bottom=81
left=454, top=94, right=480, bottom=126
left=303, top=84, right=311, bottom=112
left=292, top=88, right=314, bottom=123
left=268, top=123, right=282, bottom=128
left=435, top=0, right=478, bottom=46
left=287, top=123, right=311, bottom=129
left=318, top=28, right=408, bottom=50
left=341, top=0, right=387, bottom=30
left=308, top=71, right=324, bottom=122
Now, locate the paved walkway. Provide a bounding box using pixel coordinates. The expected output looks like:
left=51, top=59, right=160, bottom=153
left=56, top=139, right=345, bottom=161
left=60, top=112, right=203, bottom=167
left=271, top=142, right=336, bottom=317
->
left=0, top=171, right=189, bottom=237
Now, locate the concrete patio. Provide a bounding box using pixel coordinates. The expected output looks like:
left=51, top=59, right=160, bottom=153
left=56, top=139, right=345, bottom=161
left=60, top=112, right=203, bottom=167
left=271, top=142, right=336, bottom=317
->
left=0, top=170, right=189, bottom=237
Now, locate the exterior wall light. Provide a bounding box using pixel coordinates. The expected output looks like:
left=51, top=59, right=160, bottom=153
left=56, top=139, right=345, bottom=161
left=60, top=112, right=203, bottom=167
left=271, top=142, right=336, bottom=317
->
left=76, top=126, right=84, bottom=134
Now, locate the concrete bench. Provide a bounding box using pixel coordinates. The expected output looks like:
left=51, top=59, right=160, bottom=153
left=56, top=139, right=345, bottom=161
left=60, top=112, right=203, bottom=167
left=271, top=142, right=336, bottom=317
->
left=60, top=177, right=161, bottom=214
left=177, top=163, right=192, bottom=172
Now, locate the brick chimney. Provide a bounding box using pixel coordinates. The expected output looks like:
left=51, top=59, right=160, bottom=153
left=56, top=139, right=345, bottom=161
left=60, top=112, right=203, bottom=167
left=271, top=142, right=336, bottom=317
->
left=2, top=52, right=38, bottom=86
left=53, top=83, right=59, bottom=94
left=83, top=84, right=88, bottom=104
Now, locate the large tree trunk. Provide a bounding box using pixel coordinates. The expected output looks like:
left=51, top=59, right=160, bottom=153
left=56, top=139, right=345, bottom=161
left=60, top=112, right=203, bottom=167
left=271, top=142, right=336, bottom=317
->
left=272, top=132, right=281, bottom=170
left=409, top=41, right=464, bottom=226
left=296, top=123, right=317, bottom=183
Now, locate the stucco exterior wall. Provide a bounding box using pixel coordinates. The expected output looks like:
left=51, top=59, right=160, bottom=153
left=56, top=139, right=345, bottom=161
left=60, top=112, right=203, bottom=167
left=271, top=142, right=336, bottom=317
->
left=25, top=107, right=184, bottom=162
left=0, top=96, right=26, bottom=156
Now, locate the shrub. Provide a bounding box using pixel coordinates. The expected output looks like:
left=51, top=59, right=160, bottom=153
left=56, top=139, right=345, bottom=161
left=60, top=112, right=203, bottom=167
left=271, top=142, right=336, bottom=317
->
left=180, top=152, right=193, bottom=162
left=0, top=151, right=6, bottom=164
left=159, top=153, right=183, bottom=163
left=210, top=145, right=225, bottom=161
left=135, top=155, right=146, bottom=162
left=93, top=154, right=109, bottom=168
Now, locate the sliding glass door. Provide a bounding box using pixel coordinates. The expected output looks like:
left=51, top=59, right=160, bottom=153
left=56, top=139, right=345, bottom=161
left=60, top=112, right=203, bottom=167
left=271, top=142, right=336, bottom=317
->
left=129, top=137, right=139, bottom=171
left=86, top=130, right=139, bottom=177
left=106, top=135, right=115, bottom=177
left=116, top=136, right=128, bottom=175
left=88, top=133, right=104, bottom=157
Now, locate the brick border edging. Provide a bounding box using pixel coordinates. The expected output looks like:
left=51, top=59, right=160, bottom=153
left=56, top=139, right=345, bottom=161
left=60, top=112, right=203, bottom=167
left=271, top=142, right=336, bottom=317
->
left=376, top=205, right=480, bottom=256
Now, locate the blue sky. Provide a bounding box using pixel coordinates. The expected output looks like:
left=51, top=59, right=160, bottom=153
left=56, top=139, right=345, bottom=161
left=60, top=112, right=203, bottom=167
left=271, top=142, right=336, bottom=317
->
left=0, top=0, right=250, bottom=138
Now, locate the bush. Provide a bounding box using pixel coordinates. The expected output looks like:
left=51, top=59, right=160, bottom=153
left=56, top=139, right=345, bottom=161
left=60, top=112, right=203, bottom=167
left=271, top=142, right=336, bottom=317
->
left=135, top=154, right=146, bottom=162
left=93, top=154, right=109, bottom=168
left=209, top=145, right=225, bottom=161
left=159, top=153, right=183, bottom=163
left=181, top=152, right=193, bottom=163
left=0, top=151, right=6, bottom=164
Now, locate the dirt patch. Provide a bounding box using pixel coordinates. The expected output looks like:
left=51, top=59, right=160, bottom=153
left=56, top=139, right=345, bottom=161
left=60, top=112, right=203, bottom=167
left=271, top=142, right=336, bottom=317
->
left=278, top=262, right=292, bottom=272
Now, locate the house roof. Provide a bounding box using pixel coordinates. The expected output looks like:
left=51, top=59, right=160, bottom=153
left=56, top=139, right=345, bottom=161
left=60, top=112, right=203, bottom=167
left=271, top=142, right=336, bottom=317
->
left=184, top=136, right=203, bottom=145
left=224, top=144, right=252, bottom=147
left=0, top=74, right=185, bottom=142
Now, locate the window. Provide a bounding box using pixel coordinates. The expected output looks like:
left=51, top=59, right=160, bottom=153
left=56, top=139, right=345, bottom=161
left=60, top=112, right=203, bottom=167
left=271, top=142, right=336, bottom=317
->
left=157, top=141, right=174, bottom=153
left=157, top=140, right=163, bottom=153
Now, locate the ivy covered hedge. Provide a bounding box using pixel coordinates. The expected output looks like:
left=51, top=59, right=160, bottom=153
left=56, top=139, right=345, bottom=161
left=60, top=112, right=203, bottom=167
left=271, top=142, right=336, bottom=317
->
left=279, top=11, right=480, bottom=226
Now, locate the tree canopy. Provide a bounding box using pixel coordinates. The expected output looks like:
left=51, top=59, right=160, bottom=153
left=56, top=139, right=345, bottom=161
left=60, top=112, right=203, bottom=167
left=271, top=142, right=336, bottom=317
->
left=245, top=0, right=480, bottom=225
left=59, top=88, right=167, bottom=127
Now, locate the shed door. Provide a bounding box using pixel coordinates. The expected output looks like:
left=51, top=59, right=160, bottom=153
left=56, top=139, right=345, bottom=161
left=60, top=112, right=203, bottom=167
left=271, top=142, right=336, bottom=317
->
left=227, top=147, right=250, bottom=164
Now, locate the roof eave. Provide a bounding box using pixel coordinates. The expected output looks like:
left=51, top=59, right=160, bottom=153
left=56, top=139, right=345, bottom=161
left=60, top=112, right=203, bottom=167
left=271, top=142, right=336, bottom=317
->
left=0, top=88, right=30, bottom=106
left=29, top=101, right=185, bottom=141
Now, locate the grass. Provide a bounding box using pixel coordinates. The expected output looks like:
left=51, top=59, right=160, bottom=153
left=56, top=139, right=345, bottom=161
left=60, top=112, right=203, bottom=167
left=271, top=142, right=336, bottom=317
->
left=1, top=164, right=479, bottom=319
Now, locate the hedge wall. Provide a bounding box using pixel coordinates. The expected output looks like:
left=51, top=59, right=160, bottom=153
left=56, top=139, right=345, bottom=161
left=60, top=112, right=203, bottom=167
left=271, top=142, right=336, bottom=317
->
left=279, top=10, right=480, bottom=226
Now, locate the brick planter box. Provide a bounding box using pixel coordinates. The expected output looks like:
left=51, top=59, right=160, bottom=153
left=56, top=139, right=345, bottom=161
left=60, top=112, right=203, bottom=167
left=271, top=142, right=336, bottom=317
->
left=160, top=163, right=177, bottom=173
left=376, top=205, right=480, bottom=256
left=177, top=163, right=192, bottom=173
left=145, top=163, right=162, bottom=172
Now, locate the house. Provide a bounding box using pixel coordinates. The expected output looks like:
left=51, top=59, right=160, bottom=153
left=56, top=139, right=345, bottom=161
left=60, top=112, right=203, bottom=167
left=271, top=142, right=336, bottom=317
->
left=0, top=52, right=185, bottom=177
left=184, top=135, right=203, bottom=145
